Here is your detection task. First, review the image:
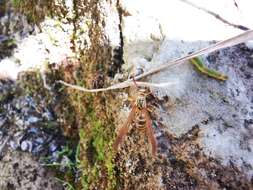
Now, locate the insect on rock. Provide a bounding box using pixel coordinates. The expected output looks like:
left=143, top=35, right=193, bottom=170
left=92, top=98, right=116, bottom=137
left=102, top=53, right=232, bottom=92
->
left=113, top=87, right=157, bottom=156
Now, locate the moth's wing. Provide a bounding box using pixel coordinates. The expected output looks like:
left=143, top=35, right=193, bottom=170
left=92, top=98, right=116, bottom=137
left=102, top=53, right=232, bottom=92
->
left=113, top=106, right=136, bottom=151
left=144, top=109, right=157, bottom=156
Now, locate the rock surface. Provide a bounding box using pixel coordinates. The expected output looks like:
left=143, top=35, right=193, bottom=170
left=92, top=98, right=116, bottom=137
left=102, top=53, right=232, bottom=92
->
left=0, top=1, right=71, bottom=189
left=1, top=0, right=253, bottom=189
left=0, top=150, right=63, bottom=190
left=116, top=0, right=253, bottom=189
left=0, top=73, right=68, bottom=189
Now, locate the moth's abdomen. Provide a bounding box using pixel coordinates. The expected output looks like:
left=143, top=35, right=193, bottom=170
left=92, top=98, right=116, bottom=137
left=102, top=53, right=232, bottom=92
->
left=135, top=112, right=146, bottom=132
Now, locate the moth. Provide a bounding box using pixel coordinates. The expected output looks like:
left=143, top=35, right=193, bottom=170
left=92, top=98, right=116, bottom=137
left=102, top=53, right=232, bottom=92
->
left=113, top=88, right=157, bottom=156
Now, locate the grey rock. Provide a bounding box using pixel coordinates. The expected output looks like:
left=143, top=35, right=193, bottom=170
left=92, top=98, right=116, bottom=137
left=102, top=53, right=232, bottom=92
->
left=20, top=140, right=33, bottom=152
left=9, top=140, right=18, bottom=150
left=0, top=151, right=64, bottom=190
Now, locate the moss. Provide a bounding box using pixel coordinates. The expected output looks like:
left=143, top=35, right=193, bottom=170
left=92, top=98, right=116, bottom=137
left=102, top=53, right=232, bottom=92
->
left=17, top=70, right=56, bottom=107
left=61, top=79, right=118, bottom=189
left=11, top=0, right=68, bottom=25
left=0, top=38, right=17, bottom=59
left=55, top=42, right=119, bottom=190
left=78, top=105, right=116, bottom=190
left=56, top=1, right=121, bottom=188
left=11, top=0, right=121, bottom=189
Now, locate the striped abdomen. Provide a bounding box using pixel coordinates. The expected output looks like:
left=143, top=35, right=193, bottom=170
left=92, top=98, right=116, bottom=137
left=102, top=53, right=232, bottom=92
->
left=135, top=112, right=146, bottom=132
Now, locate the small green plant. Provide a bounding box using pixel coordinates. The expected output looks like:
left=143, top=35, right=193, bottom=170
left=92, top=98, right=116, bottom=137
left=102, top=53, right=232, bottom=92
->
left=55, top=177, right=76, bottom=190
left=190, top=57, right=228, bottom=81
left=42, top=143, right=81, bottom=189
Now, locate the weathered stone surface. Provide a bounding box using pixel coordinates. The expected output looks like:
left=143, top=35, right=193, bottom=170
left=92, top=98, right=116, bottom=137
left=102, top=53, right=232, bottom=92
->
left=1, top=0, right=253, bottom=189
left=117, top=0, right=253, bottom=189
left=0, top=150, right=63, bottom=190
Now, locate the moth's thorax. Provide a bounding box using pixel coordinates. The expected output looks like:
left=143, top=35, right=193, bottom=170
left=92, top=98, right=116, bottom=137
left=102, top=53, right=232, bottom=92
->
left=135, top=89, right=147, bottom=109
left=136, top=96, right=146, bottom=109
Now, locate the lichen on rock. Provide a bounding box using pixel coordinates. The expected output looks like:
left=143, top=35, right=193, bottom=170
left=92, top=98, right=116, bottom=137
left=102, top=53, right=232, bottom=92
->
left=1, top=0, right=253, bottom=189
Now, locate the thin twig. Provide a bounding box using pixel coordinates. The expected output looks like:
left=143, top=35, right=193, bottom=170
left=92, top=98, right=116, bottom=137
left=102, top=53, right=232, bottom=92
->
left=58, top=29, right=253, bottom=92
left=178, top=0, right=249, bottom=31
left=134, top=29, right=253, bottom=81
left=57, top=80, right=178, bottom=92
